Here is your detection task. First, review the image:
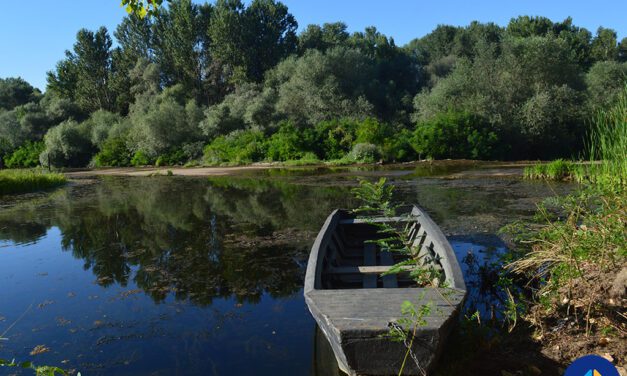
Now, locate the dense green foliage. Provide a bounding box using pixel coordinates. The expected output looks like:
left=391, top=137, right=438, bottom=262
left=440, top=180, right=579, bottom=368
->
left=1, top=6, right=626, bottom=168
left=0, top=169, right=66, bottom=195
left=4, top=141, right=45, bottom=168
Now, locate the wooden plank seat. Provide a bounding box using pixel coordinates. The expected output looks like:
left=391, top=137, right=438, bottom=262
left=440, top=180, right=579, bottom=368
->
left=362, top=243, right=377, bottom=288
left=339, top=217, right=415, bottom=225
left=379, top=251, right=398, bottom=288
left=324, top=265, right=416, bottom=275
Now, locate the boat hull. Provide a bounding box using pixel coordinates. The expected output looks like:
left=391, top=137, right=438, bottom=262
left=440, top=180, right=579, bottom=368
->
left=304, top=206, right=467, bottom=375
left=305, top=288, right=465, bottom=375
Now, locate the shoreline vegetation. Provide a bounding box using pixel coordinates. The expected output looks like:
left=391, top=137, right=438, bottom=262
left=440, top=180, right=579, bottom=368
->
left=503, top=87, right=626, bottom=371
left=0, top=169, right=66, bottom=195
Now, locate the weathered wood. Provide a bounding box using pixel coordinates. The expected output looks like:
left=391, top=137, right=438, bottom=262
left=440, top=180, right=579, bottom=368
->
left=325, top=265, right=415, bottom=274
left=339, top=216, right=415, bottom=225
left=304, top=205, right=467, bottom=376
left=362, top=243, right=377, bottom=288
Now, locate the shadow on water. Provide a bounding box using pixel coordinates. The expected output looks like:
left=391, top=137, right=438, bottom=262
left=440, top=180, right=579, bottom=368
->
left=0, top=167, right=574, bottom=375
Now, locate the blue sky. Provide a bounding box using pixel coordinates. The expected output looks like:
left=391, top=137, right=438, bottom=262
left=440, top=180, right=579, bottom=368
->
left=1, top=0, right=625, bottom=91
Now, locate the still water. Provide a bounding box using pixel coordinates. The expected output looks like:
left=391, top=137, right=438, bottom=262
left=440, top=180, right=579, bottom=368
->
left=0, top=166, right=573, bottom=375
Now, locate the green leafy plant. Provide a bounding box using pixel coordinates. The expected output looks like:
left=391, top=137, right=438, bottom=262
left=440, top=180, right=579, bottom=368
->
left=351, top=178, right=447, bottom=375
left=0, top=359, right=68, bottom=376
left=5, top=141, right=44, bottom=168
left=387, top=298, right=433, bottom=376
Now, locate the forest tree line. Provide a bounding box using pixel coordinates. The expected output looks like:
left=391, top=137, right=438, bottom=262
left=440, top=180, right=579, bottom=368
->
left=1, top=0, right=626, bottom=168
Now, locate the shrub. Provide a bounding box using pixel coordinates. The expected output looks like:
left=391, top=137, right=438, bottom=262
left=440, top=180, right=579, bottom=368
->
left=412, top=111, right=499, bottom=160
left=203, top=130, right=267, bottom=165
left=380, top=129, right=417, bottom=162
left=93, top=137, right=132, bottom=167
left=355, top=118, right=391, bottom=145
left=131, top=150, right=151, bottom=166
left=313, top=119, right=358, bottom=159
left=155, top=149, right=187, bottom=166
left=348, top=143, right=380, bottom=163
left=5, top=141, right=44, bottom=168
left=266, top=121, right=312, bottom=161
left=40, top=120, right=94, bottom=167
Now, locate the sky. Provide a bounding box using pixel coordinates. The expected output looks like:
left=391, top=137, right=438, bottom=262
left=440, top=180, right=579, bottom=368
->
left=1, top=0, right=626, bottom=91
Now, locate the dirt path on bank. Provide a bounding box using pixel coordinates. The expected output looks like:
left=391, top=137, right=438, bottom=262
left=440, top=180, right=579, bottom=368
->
left=64, top=160, right=534, bottom=178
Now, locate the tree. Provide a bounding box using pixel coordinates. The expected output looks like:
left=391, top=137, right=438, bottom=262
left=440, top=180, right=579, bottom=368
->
left=617, top=37, right=627, bottom=62
left=199, top=83, right=275, bottom=137
left=152, top=0, right=209, bottom=103
left=0, top=110, right=23, bottom=155
left=506, top=16, right=555, bottom=38
left=47, top=27, right=116, bottom=113
left=114, top=15, right=153, bottom=62
left=127, top=86, right=203, bottom=158
left=585, top=61, right=627, bottom=109
left=244, top=0, right=298, bottom=81
left=46, top=57, right=79, bottom=101
left=0, top=78, right=40, bottom=111
left=517, top=85, right=584, bottom=157
left=270, top=47, right=375, bottom=126
left=590, top=27, right=618, bottom=62
left=298, top=22, right=349, bottom=53
left=208, top=0, right=297, bottom=84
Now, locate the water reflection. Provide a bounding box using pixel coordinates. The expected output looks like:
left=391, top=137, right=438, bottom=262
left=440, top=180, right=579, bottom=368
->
left=0, top=177, right=354, bottom=305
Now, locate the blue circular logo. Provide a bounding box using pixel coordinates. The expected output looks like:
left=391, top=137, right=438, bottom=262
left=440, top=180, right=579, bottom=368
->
left=564, top=354, right=619, bottom=376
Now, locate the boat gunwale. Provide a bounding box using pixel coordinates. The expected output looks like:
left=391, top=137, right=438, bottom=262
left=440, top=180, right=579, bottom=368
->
left=304, top=205, right=466, bottom=295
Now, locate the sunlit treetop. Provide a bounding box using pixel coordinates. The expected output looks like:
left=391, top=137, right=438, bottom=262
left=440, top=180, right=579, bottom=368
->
left=120, top=0, right=170, bottom=18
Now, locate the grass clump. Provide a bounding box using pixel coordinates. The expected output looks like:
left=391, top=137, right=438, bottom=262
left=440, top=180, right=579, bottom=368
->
left=523, top=159, right=583, bottom=181
left=0, top=169, right=67, bottom=195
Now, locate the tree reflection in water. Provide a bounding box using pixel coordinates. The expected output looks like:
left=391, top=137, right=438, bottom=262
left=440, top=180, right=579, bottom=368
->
left=0, top=176, right=352, bottom=305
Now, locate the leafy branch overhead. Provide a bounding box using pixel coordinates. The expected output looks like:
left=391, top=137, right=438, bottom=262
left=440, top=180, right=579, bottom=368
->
left=120, top=0, right=169, bottom=18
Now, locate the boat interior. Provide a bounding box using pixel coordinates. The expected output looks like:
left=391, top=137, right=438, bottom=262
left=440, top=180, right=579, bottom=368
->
left=320, top=216, right=446, bottom=289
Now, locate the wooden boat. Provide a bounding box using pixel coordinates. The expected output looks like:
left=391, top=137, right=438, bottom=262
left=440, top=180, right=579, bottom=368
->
left=304, top=205, right=467, bottom=375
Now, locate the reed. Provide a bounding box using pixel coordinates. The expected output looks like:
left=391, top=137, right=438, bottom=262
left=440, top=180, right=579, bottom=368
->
left=586, top=85, right=627, bottom=189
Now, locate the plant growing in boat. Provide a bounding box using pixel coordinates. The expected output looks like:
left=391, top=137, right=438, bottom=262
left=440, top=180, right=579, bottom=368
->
left=351, top=178, right=444, bottom=286
left=351, top=178, right=448, bottom=375
left=387, top=297, right=434, bottom=376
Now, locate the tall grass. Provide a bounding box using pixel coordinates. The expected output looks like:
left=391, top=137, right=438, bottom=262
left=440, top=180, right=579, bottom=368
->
left=586, top=85, right=627, bottom=189
left=0, top=169, right=67, bottom=195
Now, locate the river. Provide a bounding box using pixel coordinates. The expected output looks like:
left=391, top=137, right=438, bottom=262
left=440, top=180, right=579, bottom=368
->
left=0, top=164, right=574, bottom=375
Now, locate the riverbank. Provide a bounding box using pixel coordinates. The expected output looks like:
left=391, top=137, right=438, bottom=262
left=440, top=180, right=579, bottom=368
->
left=63, top=160, right=536, bottom=179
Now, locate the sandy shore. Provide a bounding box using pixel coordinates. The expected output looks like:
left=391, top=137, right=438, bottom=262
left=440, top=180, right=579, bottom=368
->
left=63, top=160, right=535, bottom=178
